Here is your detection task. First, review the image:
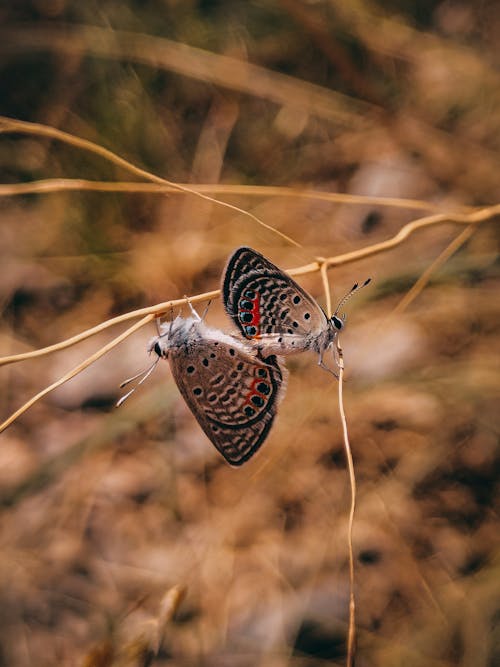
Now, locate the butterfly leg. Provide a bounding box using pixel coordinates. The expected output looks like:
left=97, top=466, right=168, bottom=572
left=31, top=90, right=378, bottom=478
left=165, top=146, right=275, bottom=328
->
left=200, top=300, right=212, bottom=321
left=318, top=359, right=340, bottom=379
left=155, top=304, right=176, bottom=336
left=185, top=296, right=202, bottom=321
left=317, top=349, right=340, bottom=379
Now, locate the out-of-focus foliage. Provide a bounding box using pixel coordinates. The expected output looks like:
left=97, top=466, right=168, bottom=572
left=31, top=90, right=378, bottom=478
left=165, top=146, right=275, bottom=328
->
left=0, top=1, right=498, bottom=666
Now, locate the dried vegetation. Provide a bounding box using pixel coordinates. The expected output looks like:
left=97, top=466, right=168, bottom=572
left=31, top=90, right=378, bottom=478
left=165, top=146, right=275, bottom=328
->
left=0, top=2, right=498, bottom=666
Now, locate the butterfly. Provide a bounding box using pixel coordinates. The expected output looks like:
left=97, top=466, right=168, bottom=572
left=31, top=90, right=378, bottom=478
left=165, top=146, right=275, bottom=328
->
left=123, top=308, right=287, bottom=466
left=222, top=246, right=370, bottom=375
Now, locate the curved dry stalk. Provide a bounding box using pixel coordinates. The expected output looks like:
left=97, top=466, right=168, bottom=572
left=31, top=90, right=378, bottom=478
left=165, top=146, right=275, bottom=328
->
left=150, top=585, right=186, bottom=656
left=0, top=202, right=496, bottom=433
left=324, top=205, right=500, bottom=269
left=119, top=584, right=186, bottom=662
left=0, top=293, right=219, bottom=367
left=319, top=261, right=333, bottom=317
left=327, top=224, right=485, bottom=667
left=0, top=115, right=300, bottom=248
left=320, top=260, right=356, bottom=667
left=1, top=204, right=496, bottom=370
left=393, top=224, right=477, bottom=314
left=0, top=25, right=375, bottom=125
left=337, top=347, right=357, bottom=667
left=0, top=315, right=154, bottom=433
left=0, top=177, right=448, bottom=213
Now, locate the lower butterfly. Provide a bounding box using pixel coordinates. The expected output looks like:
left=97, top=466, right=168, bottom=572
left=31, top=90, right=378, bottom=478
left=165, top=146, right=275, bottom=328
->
left=222, top=246, right=370, bottom=375
left=119, top=305, right=287, bottom=466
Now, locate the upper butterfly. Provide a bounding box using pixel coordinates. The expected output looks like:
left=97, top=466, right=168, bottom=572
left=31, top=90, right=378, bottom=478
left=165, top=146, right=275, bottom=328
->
left=222, top=246, right=370, bottom=375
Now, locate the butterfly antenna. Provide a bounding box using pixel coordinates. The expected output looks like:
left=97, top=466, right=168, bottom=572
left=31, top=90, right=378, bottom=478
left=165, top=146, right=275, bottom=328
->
left=334, top=278, right=371, bottom=315
left=116, top=358, right=159, bottom=408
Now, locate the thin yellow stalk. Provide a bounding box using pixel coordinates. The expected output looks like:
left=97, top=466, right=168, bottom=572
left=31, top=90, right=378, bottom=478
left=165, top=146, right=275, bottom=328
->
left=0, top=115, right=301, bottom=248
left=0, top=294, right=218, bottom=367
left=337, top=346, right=357, bottom=667
left=0, top=177, right=447, bottom=213
left=320, top=261, right=356, bottom=667
left=393, top=224, right=477, bottom=314
left=0, top=315, right=154, bottom=432
left=0, top=203, right=496, bottom=432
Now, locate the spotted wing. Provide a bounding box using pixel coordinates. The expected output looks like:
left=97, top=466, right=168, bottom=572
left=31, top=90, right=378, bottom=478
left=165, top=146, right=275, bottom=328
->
left=222, top=247, right=327, bottom=353
left=168, top=337, right=287, bottom=466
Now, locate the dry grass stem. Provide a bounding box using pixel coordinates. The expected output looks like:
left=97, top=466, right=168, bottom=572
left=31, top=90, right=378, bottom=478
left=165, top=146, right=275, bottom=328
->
left=319, top=260, right=333, bottom=318
left=0, top=205, right=495, bottom=433
left=0, top=115, right=301, bottom=248
left=337, top=346, right=357, bottom=667
left=150, top=586, right=186, bottom=655
left=0, top=25, right=375, bottom=125
left=320, top=261, right=356, bottom=667
left=0, top=294, right=219, bottom=367
left=393, top=224, right=478, bottom=314
left=324, top=206, right=500, bottom=269
left=0, top=202, right=490, bottom=369
left=0, top=315, right=154, bottom=433
left=1, top=7, right=498, bottom=665
left=0, top=178, right=448, bottom=213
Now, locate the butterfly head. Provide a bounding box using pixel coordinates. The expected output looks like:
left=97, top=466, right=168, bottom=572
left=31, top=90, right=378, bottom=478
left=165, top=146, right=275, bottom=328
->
left=331, top=278, right=371, bottom=329
left=149, top=316, right=188, bottom=358
left=330, top=313, right=345, bottom=332
left=151, top=338, right=167, bottom=359
left=149, top=322, right=172, bottom=359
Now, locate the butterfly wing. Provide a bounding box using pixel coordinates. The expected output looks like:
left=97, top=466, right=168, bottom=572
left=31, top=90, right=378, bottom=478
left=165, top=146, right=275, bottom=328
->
left=168, top=335, right=287, bottom=466
left=222, top=246, right=327, bottom=354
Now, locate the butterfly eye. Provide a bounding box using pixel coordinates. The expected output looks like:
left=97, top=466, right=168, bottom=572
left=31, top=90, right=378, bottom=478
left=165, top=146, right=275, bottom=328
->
left=153, top=341, right=163, bottom=356
left=331, top=315, right=344, bottom=331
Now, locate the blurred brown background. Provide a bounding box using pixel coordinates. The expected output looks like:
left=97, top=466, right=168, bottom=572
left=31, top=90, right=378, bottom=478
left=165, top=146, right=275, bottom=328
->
left=0, top=2, right=499, bottom=666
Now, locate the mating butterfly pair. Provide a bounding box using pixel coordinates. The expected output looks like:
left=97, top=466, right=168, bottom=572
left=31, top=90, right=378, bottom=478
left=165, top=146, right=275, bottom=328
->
left=130, top=248, right=369, bottom=466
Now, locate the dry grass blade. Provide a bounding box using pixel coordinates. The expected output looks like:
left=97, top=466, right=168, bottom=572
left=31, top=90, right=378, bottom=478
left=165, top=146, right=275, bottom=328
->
left=124, top=586, right=186, bottom=667
left=0, top=205, right=496, bottom=433
left=0, top=115, right=301, bottom=248
left=319, top=260, right=333, bottom=318
left=320, top=261, right=356, bottom=667
left=393, top=224, right=478, bottom=314
left=324, top=206, right=500, bottom=268
left=1, top=6, right=498, bottom=665
left=0, top=178, right=446, bottom=213
left=0, top=25, right=375, bottom=125
left=0, top=315, right=154, bottom=433
left=79, top=586, right=185, bottom=667
left=0, top=202, right=490, bottom=368
left=337, top=344, right=357, bottom=667
left=150, top=586, right=186, bottom=656
left=0, top=293, right=219, bottom=367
